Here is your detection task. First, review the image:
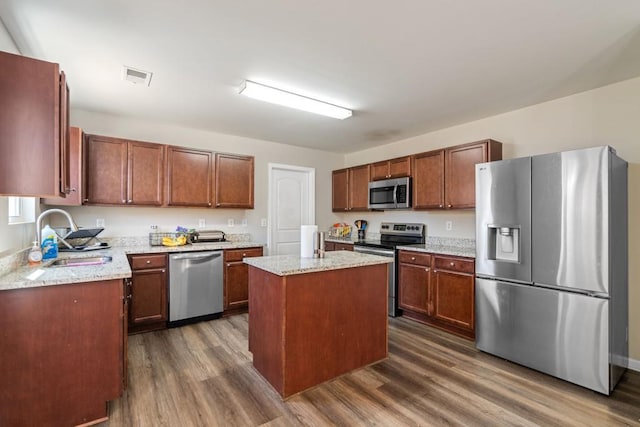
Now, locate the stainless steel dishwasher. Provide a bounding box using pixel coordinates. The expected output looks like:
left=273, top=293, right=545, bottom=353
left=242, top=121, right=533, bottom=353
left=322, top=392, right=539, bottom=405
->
left=168, top=250, right=223, bottom=326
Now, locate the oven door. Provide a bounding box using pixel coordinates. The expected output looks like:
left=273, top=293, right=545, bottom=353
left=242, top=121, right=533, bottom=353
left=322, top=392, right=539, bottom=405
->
left=353, top=245, right=397, bottom=317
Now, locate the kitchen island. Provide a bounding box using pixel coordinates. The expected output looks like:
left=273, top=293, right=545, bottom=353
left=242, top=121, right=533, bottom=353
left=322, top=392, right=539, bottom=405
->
left=244, top=251, right=392, bottom=398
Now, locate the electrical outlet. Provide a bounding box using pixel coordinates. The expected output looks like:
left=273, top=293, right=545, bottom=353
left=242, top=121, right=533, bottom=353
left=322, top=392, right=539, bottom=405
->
left=241, top=218, right=248, bottom=227
left=96, top=218, right=105, bottom=228
left=445, top=221, right=452, bottom=231
left=228, top=219, right=235, bottom=227
left=150, top=225, right=158, bottom=230
left=260, top=218, right=267, bottom=227
left=198, top=219, right=206, bottom=228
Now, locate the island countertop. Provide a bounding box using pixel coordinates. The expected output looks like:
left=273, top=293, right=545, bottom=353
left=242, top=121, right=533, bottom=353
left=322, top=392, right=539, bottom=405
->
left=244, top=251, right=392, bottom=276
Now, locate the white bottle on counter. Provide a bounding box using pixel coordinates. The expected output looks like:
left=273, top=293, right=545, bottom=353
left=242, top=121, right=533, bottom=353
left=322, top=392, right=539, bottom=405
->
left=41, top=224, right=58, bottom=260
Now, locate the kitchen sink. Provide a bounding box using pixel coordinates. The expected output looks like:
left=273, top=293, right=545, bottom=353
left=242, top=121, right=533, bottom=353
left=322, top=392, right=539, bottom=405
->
left=48, top=256, right=113, bottom=267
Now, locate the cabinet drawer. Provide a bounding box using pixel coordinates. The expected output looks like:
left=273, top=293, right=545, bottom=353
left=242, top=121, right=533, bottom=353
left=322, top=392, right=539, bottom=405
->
left=398, top=251, right=431, bottom=266
left=224, top=247, right=263, bottom=262
left=130, top=254, right=167, bottom=270
left=433, top=256, right=474, bottom=274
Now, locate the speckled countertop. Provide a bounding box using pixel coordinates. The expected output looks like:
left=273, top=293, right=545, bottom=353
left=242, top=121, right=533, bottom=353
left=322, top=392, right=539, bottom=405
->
left=397, top=237, right=476, bottom=258
left=0, top=239, right=264, bottom=291
left=244, top=251, right=392, bottom=276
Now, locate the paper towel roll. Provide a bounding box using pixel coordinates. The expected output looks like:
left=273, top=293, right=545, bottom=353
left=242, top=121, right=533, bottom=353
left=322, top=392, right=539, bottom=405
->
left=300, top=225, right=318, bottom=258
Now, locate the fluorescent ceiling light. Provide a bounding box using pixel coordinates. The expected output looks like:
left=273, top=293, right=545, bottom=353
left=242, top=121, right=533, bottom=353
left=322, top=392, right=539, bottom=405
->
left=239, top=80, right=352, bottom=120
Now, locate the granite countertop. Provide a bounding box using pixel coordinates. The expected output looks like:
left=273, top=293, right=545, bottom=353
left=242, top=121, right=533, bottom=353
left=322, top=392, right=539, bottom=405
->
left=244, top=251, right=392, bottom=276
left=396, top=237, right=476, bottom=258
left=0, top=240, right=265, bottom=291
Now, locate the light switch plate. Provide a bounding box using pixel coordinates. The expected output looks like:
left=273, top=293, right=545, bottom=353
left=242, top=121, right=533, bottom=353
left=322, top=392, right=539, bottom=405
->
left=445, top=221, right=452, bottom=231
left=241, top=219, right=248, bottom=227
left=228, top=219, right=234, bottom=227
left=96, top=218, right=105, bottom=228
left=198, top=219, right=206, bottom=228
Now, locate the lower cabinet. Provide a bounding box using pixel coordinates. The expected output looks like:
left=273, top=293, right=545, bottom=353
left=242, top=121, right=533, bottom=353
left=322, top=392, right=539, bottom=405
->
left=0, top=279, right=126, bottom=426
left=127, top=253, right=168, bottom=334
left=398, top=250, right=475, bottom=339
left=223, top=247, right=263, bottom=314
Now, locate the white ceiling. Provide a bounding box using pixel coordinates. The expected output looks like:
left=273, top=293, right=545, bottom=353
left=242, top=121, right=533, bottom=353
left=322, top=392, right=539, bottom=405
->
left=2, top=1, right=640, bottom=153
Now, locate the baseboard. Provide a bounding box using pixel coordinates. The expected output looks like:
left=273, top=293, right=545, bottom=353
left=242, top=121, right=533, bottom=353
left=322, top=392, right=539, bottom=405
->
left=628, top=357, right=640, bottom=372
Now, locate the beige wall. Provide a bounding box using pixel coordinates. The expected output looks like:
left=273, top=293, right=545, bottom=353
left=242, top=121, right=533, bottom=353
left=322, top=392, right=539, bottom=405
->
left=59, top=110, right=344, bottom=248
left=341, top=76, right=640, bottom=362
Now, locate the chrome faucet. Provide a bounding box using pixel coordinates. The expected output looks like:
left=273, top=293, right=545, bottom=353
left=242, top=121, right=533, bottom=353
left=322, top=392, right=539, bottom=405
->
left=36, top=209, right=79, bottom=246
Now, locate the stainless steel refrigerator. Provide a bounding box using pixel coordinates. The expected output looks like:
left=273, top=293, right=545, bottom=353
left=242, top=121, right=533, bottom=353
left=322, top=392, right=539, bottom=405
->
left=475, top=146, right=628, bottom=395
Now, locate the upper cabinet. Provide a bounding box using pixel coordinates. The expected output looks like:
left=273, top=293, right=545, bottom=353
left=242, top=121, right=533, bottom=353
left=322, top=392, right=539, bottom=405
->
left=42, top=127, right=84, bottom=206
left=444, top=139, right=502, bottom=209
left=166, top=146, right=213, bottom=207
left=414, top=139, right=502, bottom=210
left=332, top=165, right=370, bottom=212
left=215, top=153, right=254, bottom=208
left=0, top=51, right=70, bottom=197
left=413, top=149, right=445, bottom=209
left=84, top=135, right=164, bottom=206
left=370, top=156, right=411, bottom=181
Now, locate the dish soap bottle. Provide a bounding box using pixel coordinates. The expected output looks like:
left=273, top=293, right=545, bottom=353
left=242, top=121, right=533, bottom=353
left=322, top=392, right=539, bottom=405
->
left=27, top=240, right=42, bottom=265
left=41, top=224, right=58, bottom=260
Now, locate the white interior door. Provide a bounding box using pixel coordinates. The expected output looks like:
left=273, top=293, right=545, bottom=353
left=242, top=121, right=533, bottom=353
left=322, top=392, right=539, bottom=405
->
left=268, top=164, right=315, bottom=255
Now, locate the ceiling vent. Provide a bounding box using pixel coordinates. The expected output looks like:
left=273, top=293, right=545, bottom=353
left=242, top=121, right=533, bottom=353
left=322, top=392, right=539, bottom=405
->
left=122, top=65, right=153, bottom=86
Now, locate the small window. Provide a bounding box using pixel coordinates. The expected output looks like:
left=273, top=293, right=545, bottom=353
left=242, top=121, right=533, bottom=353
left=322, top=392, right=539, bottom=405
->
left=8, top=196, right=36, bottom=225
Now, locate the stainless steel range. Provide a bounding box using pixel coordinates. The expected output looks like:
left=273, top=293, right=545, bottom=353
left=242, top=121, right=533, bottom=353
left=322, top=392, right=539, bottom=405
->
left=354, top=222, right=425, bottom=317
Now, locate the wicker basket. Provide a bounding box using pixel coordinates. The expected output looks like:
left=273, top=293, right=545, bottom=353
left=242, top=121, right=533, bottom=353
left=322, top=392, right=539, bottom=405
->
left=148, top=232, right=189, bottom=246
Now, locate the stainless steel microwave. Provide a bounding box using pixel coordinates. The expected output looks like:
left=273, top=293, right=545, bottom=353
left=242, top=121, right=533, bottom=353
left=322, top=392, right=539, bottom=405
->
left=368, top=177, right=411, bottom=209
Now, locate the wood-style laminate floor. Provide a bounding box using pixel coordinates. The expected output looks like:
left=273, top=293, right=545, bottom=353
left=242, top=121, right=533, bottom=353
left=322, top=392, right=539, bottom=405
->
left=102, top=315, right=640, bottom=426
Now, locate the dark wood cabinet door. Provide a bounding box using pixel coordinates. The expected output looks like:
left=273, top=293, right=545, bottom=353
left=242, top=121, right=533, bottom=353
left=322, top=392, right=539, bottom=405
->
left=166, top=146, right=213, bottom=207
left=128, top=141, right=164, bottom=205
left=413, top=149, right=445, bottom=209
left=225, top=261, right=249, bottom=310
left=215, top=153, right=254, bottom=208
left=398, top=262, right=430, bottom=314
left=332, top=169, right=349, bottom=212
left=370, top=161, right=390, bottom=181
left=324, top=242, right=336, bottom=251
left=43, top=127, right=83, bottom=206
left=444, top=139, right=505, bottom=209
left=223, top=247, right=263, bottom=313
left=0, top=51, right=66, bottom=197
left=85, top=135, right=128, bottom=204
left=348, top=164, right=371, bottom=211
left=388, top=156, right=411, bottom=178
left=432, top=268, right=474, bottom=332
left=129, top=268, right=167, bottom=326
left=59, top=71, right=71, bottom=196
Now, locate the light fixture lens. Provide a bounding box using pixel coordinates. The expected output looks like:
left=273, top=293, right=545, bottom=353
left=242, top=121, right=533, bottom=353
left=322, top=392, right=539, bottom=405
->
left=239, top=80, right=352, bottom=120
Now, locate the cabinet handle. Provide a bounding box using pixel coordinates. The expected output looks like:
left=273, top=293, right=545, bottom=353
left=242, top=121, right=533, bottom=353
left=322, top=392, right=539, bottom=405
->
left=161, top=269, right=165, bottom=273
left=146, top=260, right=151, bottom=264
left=216, top=203, right=221, bottom=207
left=242, top=253, right=247, bottom=257
left=450, top=262, right=455, bottom=267
left=122, top=199, right=126, bottom=204
left=208, top=203, right=212, bottom=207
left=425, top=268, right=430, bottom=272
left=227, top=263, right=232, bottom=267
left=127, top=294, right=132, bottom=300
left=345, top=208, right=348, bottom=211
left=128, top=199, right=133, bottom=204
left=439, top=204, right=443, bottom=208
left=447, top=204, right=452, bottom=208
left=434, top=269, right=438, bottom=273
left=411, top=256, right=416, bottom=261
left=83, top=198, right=89, bottom=203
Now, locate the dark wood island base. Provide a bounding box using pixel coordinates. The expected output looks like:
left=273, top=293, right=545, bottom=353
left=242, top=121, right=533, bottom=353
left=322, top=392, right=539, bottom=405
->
left=248, top=262, right=389, bottom=398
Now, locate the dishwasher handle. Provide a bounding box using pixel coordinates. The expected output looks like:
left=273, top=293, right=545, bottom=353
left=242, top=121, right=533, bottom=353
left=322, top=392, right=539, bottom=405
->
left=170, top=251, right=222, bottom=261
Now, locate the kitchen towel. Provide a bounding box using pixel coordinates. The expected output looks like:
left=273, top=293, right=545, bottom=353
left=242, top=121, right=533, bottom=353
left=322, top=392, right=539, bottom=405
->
left=300, top=225, right=318, bottom=258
